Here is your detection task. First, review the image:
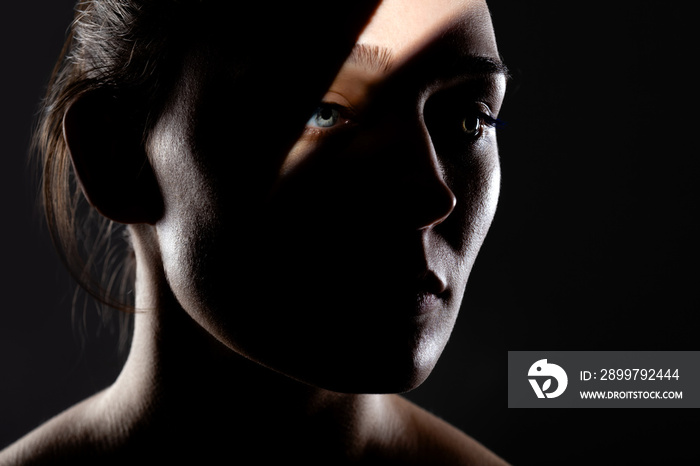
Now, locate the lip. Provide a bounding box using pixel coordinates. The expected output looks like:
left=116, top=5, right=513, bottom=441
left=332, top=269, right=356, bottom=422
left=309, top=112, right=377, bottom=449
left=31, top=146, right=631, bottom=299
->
left=412, top=270, right=448, bottom=316
left=414, top=291, right=443, bottom=316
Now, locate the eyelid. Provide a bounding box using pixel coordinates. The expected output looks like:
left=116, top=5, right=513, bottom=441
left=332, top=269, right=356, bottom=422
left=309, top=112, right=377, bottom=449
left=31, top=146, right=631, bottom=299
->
left=425, top=76, right=503, bottom=113
left=303, top=102, right=359, bottom=139
left=323, top=89, right=363, bottom=115
left=319, top=101, right=358, bottom=120
left=475, top=102, right=504, bottom=129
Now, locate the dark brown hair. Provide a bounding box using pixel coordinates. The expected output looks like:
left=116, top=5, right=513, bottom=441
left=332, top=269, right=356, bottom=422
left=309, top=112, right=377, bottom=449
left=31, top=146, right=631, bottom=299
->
left=33, top=0, right=196, bottom=324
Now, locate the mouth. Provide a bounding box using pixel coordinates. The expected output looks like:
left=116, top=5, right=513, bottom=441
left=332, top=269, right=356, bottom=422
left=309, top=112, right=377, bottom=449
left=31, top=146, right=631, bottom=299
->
left=412, top=270, right=449, bottom=316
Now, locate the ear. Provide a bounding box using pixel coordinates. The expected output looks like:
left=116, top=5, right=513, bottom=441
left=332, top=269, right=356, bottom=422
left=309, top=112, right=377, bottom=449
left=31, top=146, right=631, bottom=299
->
left=63, top=91, right=164, bottom=224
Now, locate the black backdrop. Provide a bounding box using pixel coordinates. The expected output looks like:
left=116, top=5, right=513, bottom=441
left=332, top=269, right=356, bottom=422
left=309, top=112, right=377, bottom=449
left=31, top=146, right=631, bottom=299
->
left=1, top=1, right=697, bottom=464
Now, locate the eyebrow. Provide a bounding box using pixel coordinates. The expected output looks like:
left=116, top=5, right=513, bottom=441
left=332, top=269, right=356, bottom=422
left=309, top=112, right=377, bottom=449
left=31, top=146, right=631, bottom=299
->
left=348, top=43, right=510, bottom=80
left=450, top=55, right=511, bottom=80
left=348, top=44, right=395, bottom=73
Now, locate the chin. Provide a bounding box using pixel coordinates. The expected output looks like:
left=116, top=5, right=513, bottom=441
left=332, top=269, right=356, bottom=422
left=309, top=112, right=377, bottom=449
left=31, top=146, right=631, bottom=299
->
left=184, top=253, right=458, bottom=395
left=295, top=354, right=438, bottom=395
left=207, top=305, right=448, bottom=395
left=264, top=319, right=447, bottom=395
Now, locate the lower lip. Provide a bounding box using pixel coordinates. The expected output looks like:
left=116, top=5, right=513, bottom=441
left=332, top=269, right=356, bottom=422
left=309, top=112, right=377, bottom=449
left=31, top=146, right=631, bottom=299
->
left=414, top=291, right=443, bottom=316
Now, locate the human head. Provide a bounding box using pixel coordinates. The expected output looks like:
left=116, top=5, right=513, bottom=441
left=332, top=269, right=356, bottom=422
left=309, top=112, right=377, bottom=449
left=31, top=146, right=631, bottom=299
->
left=43, top=0, right=506, bottom=393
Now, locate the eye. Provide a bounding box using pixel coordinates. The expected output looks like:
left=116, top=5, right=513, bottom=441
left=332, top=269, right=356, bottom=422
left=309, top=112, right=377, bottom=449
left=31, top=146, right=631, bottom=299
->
left=427, top=107, right=494, bottom=142
left=461, top=115, right=482, bottom=138
left=423, top=98, right=503, bottom=158
left=458, top=104, right=501, bottom=141
left=307, top=103, right=342, bottom=128
left=302, top=102, right=358, bottom=141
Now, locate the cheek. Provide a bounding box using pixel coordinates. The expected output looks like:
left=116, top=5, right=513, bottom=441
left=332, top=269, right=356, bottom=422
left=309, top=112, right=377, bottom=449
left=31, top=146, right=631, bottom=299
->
left=157, top=210, right=215, bottom=322
left=443, top=142, right=501, bottom=254
left=469, top=151, right=501, bottom=249
left=146, top=104, right=501, bottom=392
left=440, top=146, right=500, bottom=295
left=148, top=119, right=224, bottom=329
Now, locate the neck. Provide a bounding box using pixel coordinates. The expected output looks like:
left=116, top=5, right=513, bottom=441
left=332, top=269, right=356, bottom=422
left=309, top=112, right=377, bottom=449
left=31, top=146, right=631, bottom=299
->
left=103, top=226, right=388, bottom=461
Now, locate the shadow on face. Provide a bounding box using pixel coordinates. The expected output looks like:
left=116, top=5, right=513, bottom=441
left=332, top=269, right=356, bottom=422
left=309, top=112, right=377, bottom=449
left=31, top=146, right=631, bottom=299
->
left=149, top=0, right=506, bottom=393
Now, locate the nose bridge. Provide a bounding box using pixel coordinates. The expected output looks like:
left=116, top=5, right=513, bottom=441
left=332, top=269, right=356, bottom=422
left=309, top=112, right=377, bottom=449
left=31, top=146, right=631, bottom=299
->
left=390, top=106, right=457, bottom=230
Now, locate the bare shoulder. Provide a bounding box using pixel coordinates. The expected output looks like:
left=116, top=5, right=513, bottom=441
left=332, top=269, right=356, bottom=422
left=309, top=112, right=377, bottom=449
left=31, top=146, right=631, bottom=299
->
left=379, top=395, right=510, bottom=466
left=0, top=391, right=113, bottom=466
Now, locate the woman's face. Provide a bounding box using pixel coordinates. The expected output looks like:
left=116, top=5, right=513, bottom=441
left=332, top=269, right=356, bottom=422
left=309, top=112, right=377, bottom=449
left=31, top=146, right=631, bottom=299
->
left=148, top=0, right=506, bottom=393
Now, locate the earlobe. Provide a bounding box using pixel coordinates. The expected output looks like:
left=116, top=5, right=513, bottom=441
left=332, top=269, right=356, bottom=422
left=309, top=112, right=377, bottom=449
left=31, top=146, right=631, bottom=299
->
left=63, top=91, right=164, bottom=224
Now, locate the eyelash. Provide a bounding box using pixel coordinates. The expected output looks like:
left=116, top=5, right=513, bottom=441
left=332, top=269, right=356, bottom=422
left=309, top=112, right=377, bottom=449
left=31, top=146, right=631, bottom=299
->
left=464, top=112, right=502, bottom=134
left=480, top=113, right=504, bottom=129
left=304, top=101, right=503, bottom=143
left=425, top=99, right=502, bottom=150
left=304, top=102, right=357, bottom=137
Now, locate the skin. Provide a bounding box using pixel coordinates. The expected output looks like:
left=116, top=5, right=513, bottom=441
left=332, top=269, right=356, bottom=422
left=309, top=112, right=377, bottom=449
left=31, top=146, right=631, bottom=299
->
left=1, top=0, right=508, bottom=464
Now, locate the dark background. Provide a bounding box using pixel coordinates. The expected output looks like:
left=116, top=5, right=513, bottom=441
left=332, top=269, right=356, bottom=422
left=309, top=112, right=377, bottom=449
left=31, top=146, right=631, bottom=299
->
left=1, top=1, right=697, bottom=464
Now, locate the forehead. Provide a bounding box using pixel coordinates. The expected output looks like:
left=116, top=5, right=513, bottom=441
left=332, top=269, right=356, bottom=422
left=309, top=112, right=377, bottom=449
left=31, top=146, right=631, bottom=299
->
left=357, top=0, right=499, bottom=63
left=163, top=0, right=503, bottom=158
left=327, top=0, right=504, bottom=110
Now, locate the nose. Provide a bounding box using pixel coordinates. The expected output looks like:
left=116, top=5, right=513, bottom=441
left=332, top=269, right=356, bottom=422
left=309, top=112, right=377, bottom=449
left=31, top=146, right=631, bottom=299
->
left=394, top=118, right=457, bottom=231
left=412, top=157, right=457, bottom=230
